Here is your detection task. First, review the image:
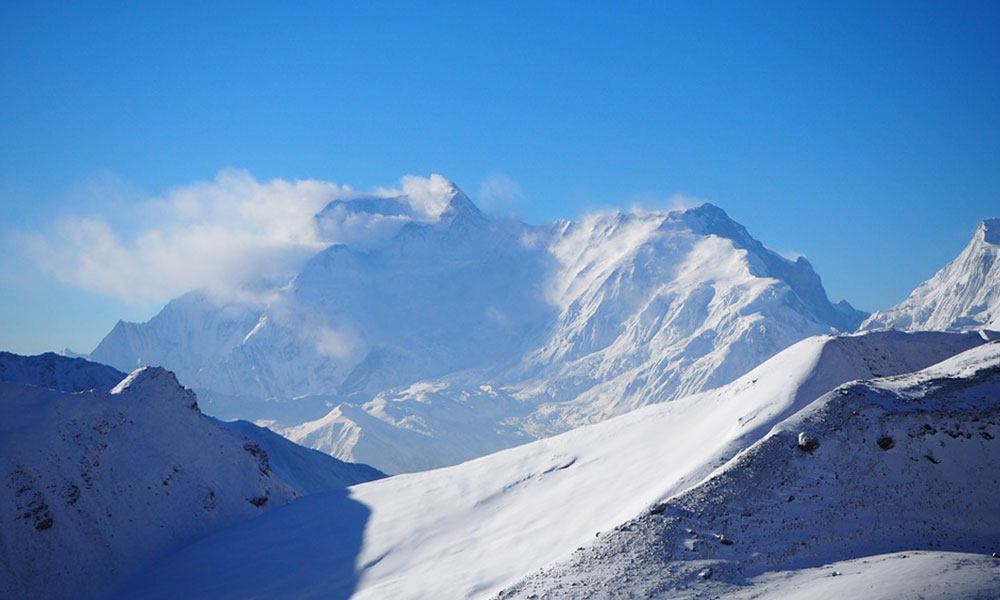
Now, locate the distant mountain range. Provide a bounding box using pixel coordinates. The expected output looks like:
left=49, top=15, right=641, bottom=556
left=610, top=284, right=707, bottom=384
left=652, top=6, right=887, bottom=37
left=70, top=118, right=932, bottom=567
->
left=89, top=179, right=874, bottom=473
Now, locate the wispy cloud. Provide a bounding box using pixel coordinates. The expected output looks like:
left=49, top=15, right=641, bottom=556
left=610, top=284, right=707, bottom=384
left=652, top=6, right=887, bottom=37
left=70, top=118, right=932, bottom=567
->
left=478, top=174, right=525, bottom=215
left=627, top=192, right=710, bottom=213
left=16, top=169, right=457, bottom=305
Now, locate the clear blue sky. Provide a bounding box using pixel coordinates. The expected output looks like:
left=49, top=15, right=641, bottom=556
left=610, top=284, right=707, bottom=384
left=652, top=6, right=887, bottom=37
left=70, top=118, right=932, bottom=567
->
left=1, top=1, right=998, bottom=354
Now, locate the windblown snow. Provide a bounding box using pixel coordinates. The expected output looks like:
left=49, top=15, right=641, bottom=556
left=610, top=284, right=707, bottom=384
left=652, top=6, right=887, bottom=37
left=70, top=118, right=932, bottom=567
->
left=89, top=178, right=867, bottom=473
left=116, top=330, right=996, bottom=599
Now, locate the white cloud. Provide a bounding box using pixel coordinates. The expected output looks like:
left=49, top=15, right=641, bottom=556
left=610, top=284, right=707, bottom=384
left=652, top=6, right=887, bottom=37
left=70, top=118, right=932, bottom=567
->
left=19, top=169, right=459, bottom=305
left=313, top=325, right=360, bottom=359
left=478, top=174, right=525, bottom=214
left=372, top=173, right=459, bottom=221
left=400, top=173, right=459, bottom=220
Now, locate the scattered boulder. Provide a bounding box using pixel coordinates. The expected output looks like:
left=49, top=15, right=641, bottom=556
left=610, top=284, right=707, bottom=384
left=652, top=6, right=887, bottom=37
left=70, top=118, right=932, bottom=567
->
left=877, top=436, right=895, bottom=450
left=698, top=567, right=713, bottom=580
left=797, top=432, right=820, bottom=452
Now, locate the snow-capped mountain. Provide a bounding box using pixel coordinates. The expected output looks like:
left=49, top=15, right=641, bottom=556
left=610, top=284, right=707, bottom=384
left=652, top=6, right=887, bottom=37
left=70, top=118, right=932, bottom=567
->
left=862, top=218, right=1000, bottom=332
left=90, top=178, right=867, bottom=473
left=115, top=330, right=995, bottom=599
left=90, top=180, right=553, bottom=402
left=0, top=357, right=383, bottom=600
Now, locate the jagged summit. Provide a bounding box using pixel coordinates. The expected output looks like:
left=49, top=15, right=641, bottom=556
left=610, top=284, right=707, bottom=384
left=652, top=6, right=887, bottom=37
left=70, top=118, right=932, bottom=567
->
left=316, top=175, right=479, bottom=223
left=311, top=175, right=483, bottom=249
left=111, top=366, right=199, bottom=410
left=862, top=218, right=1000, bottom=332
left=674, top=202, right=865, bottom=331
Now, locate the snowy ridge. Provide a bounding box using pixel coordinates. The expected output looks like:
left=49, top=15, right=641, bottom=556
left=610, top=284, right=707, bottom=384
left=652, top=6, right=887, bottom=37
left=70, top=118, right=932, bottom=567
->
left=500, top=341, right=1000, bottom=599
left=0, top=362, right=383, bottom=600
left=862, top=218, right=1000, bottom=332
left=0, top=350, right=126, bottom=392
left=116, top=330, right=986, bottom=599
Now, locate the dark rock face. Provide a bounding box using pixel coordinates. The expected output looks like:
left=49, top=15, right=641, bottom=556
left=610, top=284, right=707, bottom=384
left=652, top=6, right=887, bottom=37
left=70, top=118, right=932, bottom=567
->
left=797, top=432, right=819, bottom=452
left=877, top=436, right=895, bottom=450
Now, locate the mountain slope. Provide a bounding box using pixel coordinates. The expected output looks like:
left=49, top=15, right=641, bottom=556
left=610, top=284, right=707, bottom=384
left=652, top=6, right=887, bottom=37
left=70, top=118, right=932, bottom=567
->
left=216, top=419, right=385, bottom=495
left=500, top=340, right=1000, bottom=598
left=0, top=362, right=383, bottom=600
left=116, top=330, right=986, bottom=599
left=862, top=218, right=1000, bottom=332
left=0, top=368, right=297, bottom=600
left=0, top=350, right=126, bottom=392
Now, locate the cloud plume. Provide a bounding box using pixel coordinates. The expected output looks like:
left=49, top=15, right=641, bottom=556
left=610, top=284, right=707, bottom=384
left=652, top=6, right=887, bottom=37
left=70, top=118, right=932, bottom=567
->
left=18, top=169, right=458, bottom=304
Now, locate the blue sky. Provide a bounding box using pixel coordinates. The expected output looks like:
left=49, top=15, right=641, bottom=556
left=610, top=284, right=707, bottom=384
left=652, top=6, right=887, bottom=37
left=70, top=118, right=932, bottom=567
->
left=1, top=1, right=998, bottom=354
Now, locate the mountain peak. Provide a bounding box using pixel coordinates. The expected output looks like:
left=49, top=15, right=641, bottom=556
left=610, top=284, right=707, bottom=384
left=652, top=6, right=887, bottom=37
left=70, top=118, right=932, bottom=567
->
left=439, top=181, right=482, bottom=220
left=861, top=217, right=1000, bottom=332
left=685, top=201, right=729, bottom=217
left=398, top=173, right=482, bottom=222
left=111, top=366, right=199, bottom=410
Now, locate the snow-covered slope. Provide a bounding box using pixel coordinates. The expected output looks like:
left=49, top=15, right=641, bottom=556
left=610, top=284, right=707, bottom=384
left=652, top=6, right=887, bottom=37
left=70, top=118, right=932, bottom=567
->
left=116, top=330, right=987, bottom=599
left=501, top=340, right=1000, bottom=599
left=862, top=218, right=1000, bottom=332
left=90, top=178, right=870, bottom=474
left=0, top=350, right=126, bottom=392
left=216, top=419, right=385, bottom=496
left=0, top=363, right=383, bottom=600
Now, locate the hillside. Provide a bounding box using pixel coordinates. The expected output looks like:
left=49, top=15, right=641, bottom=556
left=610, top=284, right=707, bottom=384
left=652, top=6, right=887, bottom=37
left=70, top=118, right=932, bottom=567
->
left=115, top=330, right=987, bottom=599
left=0, top=361, right=382, bottom=600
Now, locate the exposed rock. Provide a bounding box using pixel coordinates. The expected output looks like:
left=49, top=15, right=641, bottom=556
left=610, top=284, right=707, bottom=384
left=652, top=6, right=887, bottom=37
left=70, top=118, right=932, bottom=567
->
left=797, top=432, right=819, bottom=452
